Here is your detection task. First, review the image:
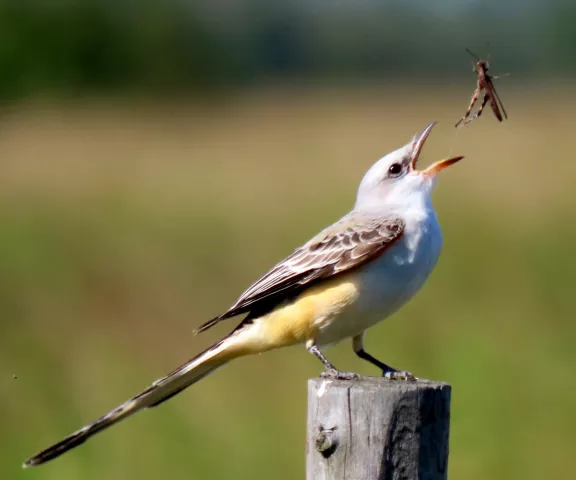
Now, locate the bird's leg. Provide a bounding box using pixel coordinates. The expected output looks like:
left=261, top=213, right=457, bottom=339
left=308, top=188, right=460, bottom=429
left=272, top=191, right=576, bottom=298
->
left=352, top=334, right=398, bottom=375
left=354, top=347, right=396, bottom=373
left=352, top=334, right=416, bottom=381
left=307, top=343, right=360, bottom=380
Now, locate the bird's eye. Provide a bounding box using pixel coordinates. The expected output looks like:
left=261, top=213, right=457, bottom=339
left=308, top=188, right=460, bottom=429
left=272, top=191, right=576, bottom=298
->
left=388, top=163, right=403, bottom=177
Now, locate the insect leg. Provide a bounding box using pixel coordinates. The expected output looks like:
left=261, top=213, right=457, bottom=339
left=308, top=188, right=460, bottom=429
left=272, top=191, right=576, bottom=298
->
left=456, top=87, right=481, bottom=127
left=463, top=92, right=489, bottom=125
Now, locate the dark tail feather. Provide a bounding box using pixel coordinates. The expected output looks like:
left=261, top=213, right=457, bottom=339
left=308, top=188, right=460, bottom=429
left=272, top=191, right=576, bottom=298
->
left=194, top=316, right=221, bottom=335
left=23, top=339, right=232, bottom=467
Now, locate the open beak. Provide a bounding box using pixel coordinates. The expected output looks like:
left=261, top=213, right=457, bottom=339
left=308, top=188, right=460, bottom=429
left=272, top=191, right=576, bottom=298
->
left=422, top=155, right=464, bottom=176
left=410, top=122, right=464, bottom=175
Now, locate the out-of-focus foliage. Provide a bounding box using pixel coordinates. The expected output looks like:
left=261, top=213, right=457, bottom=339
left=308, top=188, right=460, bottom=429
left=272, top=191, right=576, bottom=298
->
left=0, top=0, right=573, bottom=100
left=1, top=89, right=575, bottom=480
left=0, top=1, right=575, bottom=479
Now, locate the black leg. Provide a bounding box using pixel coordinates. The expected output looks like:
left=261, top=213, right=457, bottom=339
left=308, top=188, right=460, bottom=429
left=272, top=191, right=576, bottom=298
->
left=352, top=334, right=416, bottom=381
left=307, top=343, right=360, bottom=380
left=354, top=348, right=397, bottom=376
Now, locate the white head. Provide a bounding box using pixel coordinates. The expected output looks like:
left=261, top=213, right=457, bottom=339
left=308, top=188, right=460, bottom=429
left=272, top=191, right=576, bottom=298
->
left=354, top=123, right=463, bottom=212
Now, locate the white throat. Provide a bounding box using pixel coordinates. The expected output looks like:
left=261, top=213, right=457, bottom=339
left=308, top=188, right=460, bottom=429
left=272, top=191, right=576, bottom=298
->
left=355, top=173, right=436, bottom=220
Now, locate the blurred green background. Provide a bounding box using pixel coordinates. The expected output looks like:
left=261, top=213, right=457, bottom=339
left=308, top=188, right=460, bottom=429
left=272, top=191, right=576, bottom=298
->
left=1, top=1, right=575, bottom=479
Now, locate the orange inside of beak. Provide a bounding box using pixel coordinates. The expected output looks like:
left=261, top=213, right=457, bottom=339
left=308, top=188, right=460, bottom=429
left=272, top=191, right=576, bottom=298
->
left=409, top=123, right=464, bottom=174
left=422, top=156, right=465, bottom=175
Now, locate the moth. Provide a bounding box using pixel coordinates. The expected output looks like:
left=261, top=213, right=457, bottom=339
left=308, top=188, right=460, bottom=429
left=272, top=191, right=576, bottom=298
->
left=456, top=49, right=508, bottom=127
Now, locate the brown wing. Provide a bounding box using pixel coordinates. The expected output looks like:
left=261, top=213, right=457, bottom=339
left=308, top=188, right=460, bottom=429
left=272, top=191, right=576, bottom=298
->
left=486, top=76, right=507, bottom=121
left=195, top=216, right=405, bottom=333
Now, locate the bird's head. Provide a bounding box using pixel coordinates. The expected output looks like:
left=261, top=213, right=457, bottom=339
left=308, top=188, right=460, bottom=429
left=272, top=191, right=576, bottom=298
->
left=355, top=122, right=463, bottom=212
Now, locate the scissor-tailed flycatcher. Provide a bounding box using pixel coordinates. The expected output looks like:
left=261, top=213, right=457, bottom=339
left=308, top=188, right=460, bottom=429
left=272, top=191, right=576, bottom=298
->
left=24, top=122, right=463, bottom=467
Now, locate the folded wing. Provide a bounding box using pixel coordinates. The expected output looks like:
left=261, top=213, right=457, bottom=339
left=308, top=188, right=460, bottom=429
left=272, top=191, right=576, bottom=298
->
left=197, top=216, right=405, bottom=333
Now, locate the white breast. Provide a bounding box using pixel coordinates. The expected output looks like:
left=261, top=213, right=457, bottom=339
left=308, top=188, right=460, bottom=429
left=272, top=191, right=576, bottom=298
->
left=315, top=210, right=442, bottom=347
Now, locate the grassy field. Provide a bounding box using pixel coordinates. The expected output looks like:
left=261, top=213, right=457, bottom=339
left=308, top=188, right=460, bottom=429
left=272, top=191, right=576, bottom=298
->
left=1, top=86, right=575, bottom=479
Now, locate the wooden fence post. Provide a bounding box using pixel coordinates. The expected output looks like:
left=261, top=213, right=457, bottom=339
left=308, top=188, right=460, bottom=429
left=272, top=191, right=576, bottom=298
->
left=306, top=377, right=451, bottom=480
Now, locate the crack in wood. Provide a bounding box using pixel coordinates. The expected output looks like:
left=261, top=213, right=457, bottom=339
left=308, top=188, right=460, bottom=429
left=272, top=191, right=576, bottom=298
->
left=307, top=378, right=451, bottom=480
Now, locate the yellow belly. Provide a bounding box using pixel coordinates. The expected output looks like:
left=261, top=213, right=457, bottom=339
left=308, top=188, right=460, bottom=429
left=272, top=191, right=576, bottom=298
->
left=230, top=273, right=360, bottom=355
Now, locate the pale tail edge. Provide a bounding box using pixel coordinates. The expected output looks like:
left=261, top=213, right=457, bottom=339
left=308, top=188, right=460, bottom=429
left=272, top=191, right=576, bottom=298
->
left=23, top=337, right=233, bottom=467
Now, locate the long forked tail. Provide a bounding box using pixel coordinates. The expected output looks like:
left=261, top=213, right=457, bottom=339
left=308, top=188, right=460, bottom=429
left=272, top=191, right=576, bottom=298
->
left=24, top=336, right=235, bottom=467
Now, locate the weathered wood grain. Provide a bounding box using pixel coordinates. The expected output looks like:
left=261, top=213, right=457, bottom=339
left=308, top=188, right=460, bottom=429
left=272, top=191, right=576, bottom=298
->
left=306, top=377, right=451, bottom=480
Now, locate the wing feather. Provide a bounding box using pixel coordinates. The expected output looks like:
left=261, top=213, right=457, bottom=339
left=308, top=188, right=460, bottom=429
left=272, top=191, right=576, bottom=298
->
left=195, top=216, right=405, bottom=333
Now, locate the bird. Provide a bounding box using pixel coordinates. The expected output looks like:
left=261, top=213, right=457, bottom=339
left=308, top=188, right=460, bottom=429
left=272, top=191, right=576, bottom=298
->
left=24, top=122, right=463, bottom=467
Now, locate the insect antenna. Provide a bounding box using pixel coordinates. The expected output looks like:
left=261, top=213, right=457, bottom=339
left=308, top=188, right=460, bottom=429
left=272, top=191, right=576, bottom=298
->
left=465, top=48, right=481, bottom=61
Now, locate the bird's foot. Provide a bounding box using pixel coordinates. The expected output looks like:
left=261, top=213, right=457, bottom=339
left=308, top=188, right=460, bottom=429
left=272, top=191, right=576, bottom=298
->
left=383, top=369, right=417, bottom=381
left=321, top=369, right=360, bottom=381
